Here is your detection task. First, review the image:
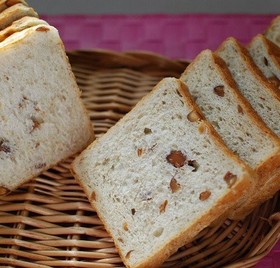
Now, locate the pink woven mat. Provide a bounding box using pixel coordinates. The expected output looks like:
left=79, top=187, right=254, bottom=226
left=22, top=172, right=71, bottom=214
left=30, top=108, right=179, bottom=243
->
left=41, top=14, right=279, bottom=267
left=42, top=14, right=275, bottom=60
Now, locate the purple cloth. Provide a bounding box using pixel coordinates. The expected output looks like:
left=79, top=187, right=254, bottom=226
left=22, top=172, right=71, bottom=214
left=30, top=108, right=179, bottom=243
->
left=42, top=14, right=275, bottom=60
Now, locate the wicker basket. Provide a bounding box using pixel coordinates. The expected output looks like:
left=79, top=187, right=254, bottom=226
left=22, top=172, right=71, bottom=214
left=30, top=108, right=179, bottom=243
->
left=0, top=50, right=279, bottom=268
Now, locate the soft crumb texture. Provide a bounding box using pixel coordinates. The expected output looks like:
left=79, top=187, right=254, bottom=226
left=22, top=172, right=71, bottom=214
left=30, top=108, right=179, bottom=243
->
left=264, top=15, right=280, bottom=47
left=73, top=78, right=252, bottom=268
left=180, top=50, right=279, bottom=169
left=0, top=25, right=94, bottom=192
left=248, top=34, right=280, bottom=84
left=217, top=37, right=280, bottom=136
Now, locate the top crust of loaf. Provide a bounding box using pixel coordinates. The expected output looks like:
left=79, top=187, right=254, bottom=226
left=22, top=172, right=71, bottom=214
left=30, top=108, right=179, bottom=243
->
left=0, top=25, right=94, bottom=194
left=0, top=3, right=38, bottom=30
left=72, top=77, right=254, bottom=268
left=0, top=0, right=28, bottom=12
left=0, top=16, right=48, bottom=42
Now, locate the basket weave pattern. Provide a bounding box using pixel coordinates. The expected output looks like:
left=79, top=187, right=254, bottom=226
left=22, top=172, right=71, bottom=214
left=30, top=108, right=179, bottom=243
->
left=0, top=50, right=279, bottom=268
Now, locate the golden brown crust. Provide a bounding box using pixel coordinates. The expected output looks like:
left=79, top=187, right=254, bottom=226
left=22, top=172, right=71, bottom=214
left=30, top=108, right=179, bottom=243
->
left=0, top=3, right=38, bottom=31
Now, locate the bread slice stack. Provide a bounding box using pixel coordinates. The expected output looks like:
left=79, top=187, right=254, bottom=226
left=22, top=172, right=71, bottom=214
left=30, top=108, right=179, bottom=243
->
left=216, top=37, right=280, bottom=218
left=180, top=49, right=280, bottom=220
left=0, top=6, right=94, bottom=195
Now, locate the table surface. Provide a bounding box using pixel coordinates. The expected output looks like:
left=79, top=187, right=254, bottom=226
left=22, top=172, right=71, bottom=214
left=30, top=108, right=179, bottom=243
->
left=42, top=14, right=279, bottom=268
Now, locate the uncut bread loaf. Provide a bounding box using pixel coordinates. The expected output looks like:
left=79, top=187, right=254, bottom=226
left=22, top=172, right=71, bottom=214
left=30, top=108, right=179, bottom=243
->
left=248, top=34, right=280, bottom=89
left=180, top=50, right=280, bottom=219
left=264, top=15, right=280, bottom=47
left=0, top=3, right=37, bottom=30
left=72, top=77, right=254, bottom=268
left=0, top=24, right=94, bottom=196
left=0, top=16, right=48, bottom=42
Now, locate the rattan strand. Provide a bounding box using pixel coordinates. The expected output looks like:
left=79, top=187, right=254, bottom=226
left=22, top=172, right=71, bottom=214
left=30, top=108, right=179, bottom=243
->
left=0, top=50, right=279, bottom=268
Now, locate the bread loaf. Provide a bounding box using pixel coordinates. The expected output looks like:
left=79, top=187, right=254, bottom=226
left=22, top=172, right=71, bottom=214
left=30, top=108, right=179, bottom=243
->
left=0, top=25, right=94, bottom=196
left=72, top=77, right=254, bottom=268
left=180, top=50, right=280, bottom=219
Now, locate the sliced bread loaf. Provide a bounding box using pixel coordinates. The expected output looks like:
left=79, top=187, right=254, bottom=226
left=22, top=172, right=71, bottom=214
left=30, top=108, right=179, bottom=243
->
left=72, top=77, right=254, bottom=268
left=0, top=3, right=38, bottom=30
left=0, top=24, right=94, bottom=196
left=180, top=50, right=280, bottom=219
left=248, top=34, right=280, bottom=89
left=216, top=37, right=280, bottom=218
left=0, top=16, right=48, bottom=42
left=264, top=15, right=280, bottom=47
left=216, top=37, right=280, bottom=136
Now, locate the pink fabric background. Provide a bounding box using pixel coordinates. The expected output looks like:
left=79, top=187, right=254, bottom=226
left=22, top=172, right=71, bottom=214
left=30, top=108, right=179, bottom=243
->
left=42, top=14, right=275, bottom=60
left=41, top=14, right=279, bottom=267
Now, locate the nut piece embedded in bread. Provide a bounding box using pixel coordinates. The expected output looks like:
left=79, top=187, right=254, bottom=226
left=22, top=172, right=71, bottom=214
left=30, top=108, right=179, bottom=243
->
left=180, top=50, right=280, bottom=219
left=72, top=77, right=254, bottom=268
left=0, top=25, right=94, bottom=195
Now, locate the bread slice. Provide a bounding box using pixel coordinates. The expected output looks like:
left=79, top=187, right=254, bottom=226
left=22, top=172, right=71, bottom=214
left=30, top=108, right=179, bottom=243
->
left=216, top=37, right=280, bottom=136
left=0, top=3, right=38, bottom=30
left=180, top=50, right=280, bottom=219
left=0, top=0, right=28, bottom=12
left=0, top=16, right=48, bottom=42
left=0, top=24, right=94, bottom=196
left=264, top=15, right=280, bottom=47
left=248, top=34, right=280, bottom=89
left=72, top=77, right=254, bottom=268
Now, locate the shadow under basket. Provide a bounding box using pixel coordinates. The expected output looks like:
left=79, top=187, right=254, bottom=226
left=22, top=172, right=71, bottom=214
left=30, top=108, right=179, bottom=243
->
left=0, top=50, right=279, bottom=268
